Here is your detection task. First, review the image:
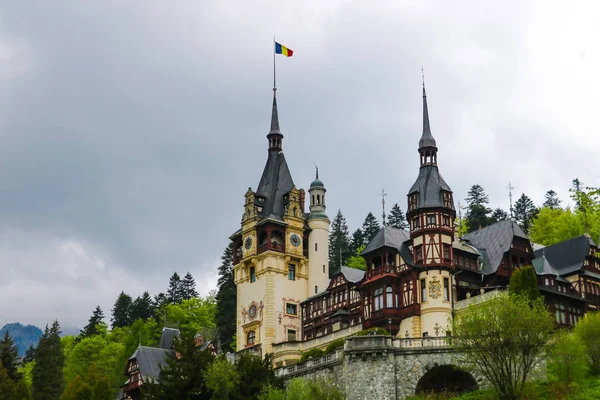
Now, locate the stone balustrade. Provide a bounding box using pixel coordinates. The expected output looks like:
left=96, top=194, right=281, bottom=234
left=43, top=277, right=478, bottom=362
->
left=454, top=289, right=504, bottom=311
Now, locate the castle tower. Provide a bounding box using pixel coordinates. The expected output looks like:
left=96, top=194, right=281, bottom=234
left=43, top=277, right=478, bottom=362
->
left=406, top=82, right=456, bottom=337
left=230, top=89, right=309, bottom=354
left=307, top=167, right=330, bottom=295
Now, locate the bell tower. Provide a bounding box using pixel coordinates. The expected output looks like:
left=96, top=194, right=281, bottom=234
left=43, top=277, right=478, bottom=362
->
left=230, top=89, right=309, bottom=355
left=406, top=81, right=456, bottom=337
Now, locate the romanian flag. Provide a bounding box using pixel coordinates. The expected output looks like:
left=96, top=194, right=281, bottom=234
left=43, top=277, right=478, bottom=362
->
left=275, top=42, right=293, bottom=57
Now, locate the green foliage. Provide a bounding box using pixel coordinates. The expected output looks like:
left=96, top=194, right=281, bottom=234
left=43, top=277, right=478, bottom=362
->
left=361, top=212, right=380, bottom=243
left=508, top=266, right=541, bottom=301
left=32, top=321, right=64, bottom=400
left=543, top=190, right=561, bottom=209
left=349, top=229, right=364, bottom=256
left=204, top=356, right=239, bottom=400
left=167, top=272, right=185, bottom=304
left=388, top=203, right=409, bottom=230
left=574, top=311, right=600, bottom=375
left=465, top=184, right=492, bottom=233
left=513, top=193, right=539, bottom=234
left=111, top=291, right=133, bottom=329
left=60, top=363, right=111, bottom=400
left=18, top=361, right=34, bottom=392
left=257, top=384, right=286, bottom=400
left=233, top=353, right=280, bottom=399
left=0, top=331, right=21, bottom=381
left=182, top=272, right=200, bottom=300
left=325, top=338, right=345, bottom=354
left=79, top=306, right=105, bottom=339
left=0, top=366, right=17, bottom=400
left=489, top=208, right=508, bottom=224
left=329, top=210, right=351, bottom=272
left=285, top=377, right=344, bottom=400
left=453, top=293, right=554, bottom=400
left=299, top=348, right=324, bottom=362
left=547, top=329, right=589, bottom=384
left=162, top=297, right=216, bottom=339
left=130, top=291, right=154, bottom=321
left=354, top=327, right=389, bottom=336
left=344, top=244, right=366, bottom=270
left=216, top=242, right=236, bottom=352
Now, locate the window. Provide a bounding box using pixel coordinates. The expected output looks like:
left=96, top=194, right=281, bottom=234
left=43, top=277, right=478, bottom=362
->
left=423, top=332, right=429, bottom=338
left=288, top=264, right=296, bottom=280
left=409, top=194, right=418, bottom=210
left=286, top=303, right=298, bottom=315
left=555, top=303, right=566, bottom=325
left=250, top=267, right=256, bottom=283
left=323, top=265, right=325, bottom=273
left=443, top=245, right=451, bottom=261
left=315, top=285, right=318, bottom=294
left=315, top=243, right=318, bottom=251
left=426, top=214, right=436, bottom=226
left=544, top=278, right=549, bottom=286
left=421, top=279, right=427, bottom=302
left=443, top=278, right=449, bottom=301
left=386, top=285, right=393, bottom=308
left=413, top=217, right=420, bottom=230
left=373, top=288, right=384, bottom=311
left=288, top=329, right=297, bottom=341
left=415, top=246, right=423, bottom=262
left=247, top=330, right=255, bottom=345
left=443, top=216, right=450, bottom=227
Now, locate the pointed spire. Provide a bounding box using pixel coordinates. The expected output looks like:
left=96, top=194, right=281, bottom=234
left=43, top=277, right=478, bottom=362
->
left=315, top=164, right=319, bottom=180
left=267, top=88, right=283, bottom=151
left=419, top=73, right=437, bottom=150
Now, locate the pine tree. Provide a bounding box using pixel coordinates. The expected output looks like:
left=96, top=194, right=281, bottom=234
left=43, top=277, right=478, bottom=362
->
left=509, top=266, right=541, bottom=302
left=182, top=272, right=199, bottom=300
left=349, top=229, right=365, bottom=255
left=514, top=193, right=539, bottom=234
left=572, top=178, right=583, bottom=210
left=328, top=210, right=351, bottom=272
left=32, top=321, right=64, bottom=400
left=361, top=212, right=381, bottom=243
left=543, top=190, right=561, bottom=209
left=387, top=203, right=409, bottom=230
left=216, top=242, right=236, bottom=352
left=465, top=184, right=492, bottom=233
left=130, top=291, right=154, bottom=321
left=80, top=306, right=105, bottom=338
left=489, top=208, right=508, bottom=224
left=111, top=291, right=133, bottom=329
left=23, top=344, right=36, bottom=364
left=153, top=292, right=169, bottom=310
left=0, top=365, right=17, bottom=400
left=0, top=331, right=20, bottom=382
left=167, top=272, right=183, bottom=304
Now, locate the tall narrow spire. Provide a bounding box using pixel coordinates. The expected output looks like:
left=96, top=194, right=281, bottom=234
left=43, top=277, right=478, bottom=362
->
left=267, top=88, right=283, bottom=151
left=419, top=81, right=437, bottom=150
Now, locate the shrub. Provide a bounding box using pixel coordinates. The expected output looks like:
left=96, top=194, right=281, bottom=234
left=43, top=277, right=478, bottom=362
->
left=547, top=329, right=589, bottom=383
left=325, top=338, right=345, bottom=354
left=574, top=311, right=600, bottom=375
left=355, top=327, right=390, bottom=336
left=299, top=348, right=325, bottom=362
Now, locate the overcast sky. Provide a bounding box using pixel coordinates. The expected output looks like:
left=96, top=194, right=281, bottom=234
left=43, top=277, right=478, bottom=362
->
left=0, top=1, right=599, bottom=330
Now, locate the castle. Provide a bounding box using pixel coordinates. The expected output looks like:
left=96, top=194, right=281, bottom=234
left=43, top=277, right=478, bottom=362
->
left=229, top=83, right=600, bottom=366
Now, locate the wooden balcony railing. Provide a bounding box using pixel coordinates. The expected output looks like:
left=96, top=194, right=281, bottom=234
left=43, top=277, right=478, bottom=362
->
left=257, top=242, right=285, bottom=254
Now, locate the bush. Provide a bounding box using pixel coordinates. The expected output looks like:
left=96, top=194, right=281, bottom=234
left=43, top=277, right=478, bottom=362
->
left=325, top=338, right=345, bottom=354
left=547, top=329, right=589, bottom=383
left=355, top=327, right=389, bottom=336
left=286, top=377, right=344, bottom=400
left=574, top=311, right=600, bottom=375
left=299, top=348, right=325, bottom=362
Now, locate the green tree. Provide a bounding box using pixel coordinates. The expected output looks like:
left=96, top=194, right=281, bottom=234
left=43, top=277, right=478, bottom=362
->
left=543, top=190, right=561, bottom=209
left=0, top=365, right=17, bottom=400
left=59, top=375, right=91, bottom=400
left=529, top=207, right=583, bottom=246
left=387, top=203, right=408, bottom=230
left=32, top=321, right=64, bottom=400
left=162, top=297, right=216, bottom=340
left=130, top=291, right=154, bottom=321
left=257, top=384, right=285, bottom=400
left=23, top=345, right=36, bottom=364
left=345, top=245, right=366, bottom=271
left=233, top=353, right=280, bottom=400
left=63, top=334, right=124, bottom=387
left=111, top=291, right=132, bottom=329
left=216, top=243, right=236, bottom=352
left=489, top=207, right=508, bottom=224
left=0, top=331, right=20, bottom=382
left=80, top=306, right=105, bottom=338
left=348, top=229, right=364, bottom=256
left=204, top=356, right=239, bottom=400
left=547, top=329, right=589, bottom=384
left=514, top=193, right=539, bottom=234
left=153, top=292, right=169, bottom=311
left=329, top=210, right=350, bottom=272
left=285, top=377, right=344, bottom=400
left=508, top=265, right=541, bottom=302
left=361, top=212, right=380, bottom=243
left=182, top=272, right=200, bottom=300
left=167, top=272, right=184, bottom=304
left=453, top=293, right=554, bottom=400
left=465, top=184, right=492, bottom=233
left=143, top=335, right=214, bottom=400
left=574, top=311, right=600, bottom=375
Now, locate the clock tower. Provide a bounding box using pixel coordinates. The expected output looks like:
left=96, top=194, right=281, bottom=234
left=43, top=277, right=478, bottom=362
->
left=230, top=89, right=318, bottom=355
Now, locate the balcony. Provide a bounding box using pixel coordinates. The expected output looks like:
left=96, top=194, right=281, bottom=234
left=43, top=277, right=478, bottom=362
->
left=364, top=304, right=420, bottom=326
left=257, top=242, right=285, bottom=254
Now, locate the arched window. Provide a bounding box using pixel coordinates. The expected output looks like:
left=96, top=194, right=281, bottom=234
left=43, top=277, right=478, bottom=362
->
left=373, top=288, right=384, bottom=311
left=544, top=278, right=549, bottom=286
left=312, top=195, right=315, bottom=205
left=247, top=330, right=255, bottom=345
left=386, top=285, right=393, bottom=308
left=317, top=194, right=321, bottom=205
left=250, top=267, right=256, bottom=283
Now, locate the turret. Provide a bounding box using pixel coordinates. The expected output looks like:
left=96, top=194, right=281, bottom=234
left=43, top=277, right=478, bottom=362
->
left=308, top=166, right=331, bottom=293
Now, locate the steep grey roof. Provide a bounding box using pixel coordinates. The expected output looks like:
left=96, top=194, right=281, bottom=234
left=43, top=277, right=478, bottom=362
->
left=269, top=95, right=281, bottom=135
left=340, top=266, right=365, bottom=283
left=128, top=346, right=174, bottom=382
left=533, top=235, right=594, bottom=276
left=419, top=85, right=437, bottom=149
left=255, top=151, right=295, bottom=219
left=361, top=226, right=411, bottom=255
left=532, top=254, right=568, bottom=282
left=463, top=220, right=529, bottom=275
left=407, top=166, right=453, bottom=209
left=158, top=328, right=180, bottom=350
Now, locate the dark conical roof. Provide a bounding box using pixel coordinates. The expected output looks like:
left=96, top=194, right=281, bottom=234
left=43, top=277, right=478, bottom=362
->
left=256, top=151, right=295, bottom=219
left=408, top=165, right=453, bottom=209
left=269, top=91, right=281, bottom=135
left=419, top=85, right=437, bottom=149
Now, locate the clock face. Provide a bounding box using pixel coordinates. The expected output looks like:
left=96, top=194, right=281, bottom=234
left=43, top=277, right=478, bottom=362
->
left=249, top=305, right=257, bottom=318
left=290, top=233, right=301, bottom=248
left=244, top=236, right=253, bottom=250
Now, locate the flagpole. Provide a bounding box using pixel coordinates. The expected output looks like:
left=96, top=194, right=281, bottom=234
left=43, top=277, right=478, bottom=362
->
left=273, top=37, right=276, bottom=92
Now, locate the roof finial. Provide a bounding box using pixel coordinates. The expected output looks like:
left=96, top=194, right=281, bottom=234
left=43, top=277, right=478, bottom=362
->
left=421, top=66, right=425, bottom=89
left=418, top=69, right=436, bottom=150
left=314, top=162, right=319, bottom=179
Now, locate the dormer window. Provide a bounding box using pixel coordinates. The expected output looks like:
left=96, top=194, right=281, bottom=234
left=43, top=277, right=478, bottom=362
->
left=409, top=194, right=419, bottom=211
